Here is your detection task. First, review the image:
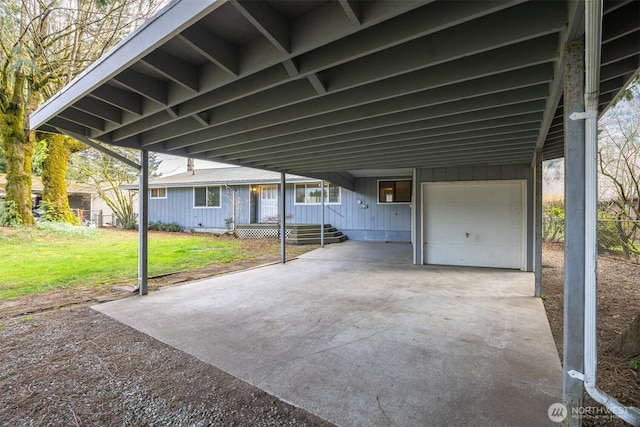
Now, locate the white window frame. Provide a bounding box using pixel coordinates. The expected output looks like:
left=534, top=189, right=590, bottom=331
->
left=193, top=186, right=221, bottom=208
left=377, top=179, right=412, bottom=204
left=294, top=182, right=341, bottom=205
left=150, top=187, right=167, bottom=199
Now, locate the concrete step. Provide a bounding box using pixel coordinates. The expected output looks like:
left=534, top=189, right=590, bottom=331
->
left=286, top=234, right=348, bottom=245
left=286, top=224, right=348, bottom=245
left=288, top=229, right=341, bottom=238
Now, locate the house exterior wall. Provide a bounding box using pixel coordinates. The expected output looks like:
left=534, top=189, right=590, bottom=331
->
left=413, top=164, right=534, bottom=271
left=91, top=188, right=138, bottom=227
left=149, top=185, right=251, bottom=231
left=286, top=178, right=412, bottom=242
left=148, top=178, right=413, bottom=241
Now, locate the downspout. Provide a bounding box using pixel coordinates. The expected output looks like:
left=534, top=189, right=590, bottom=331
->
left=569, top=1, right=640, bottom=424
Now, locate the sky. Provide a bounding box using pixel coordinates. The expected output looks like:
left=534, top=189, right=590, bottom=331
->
left=156, top=154, right=230, bottom=176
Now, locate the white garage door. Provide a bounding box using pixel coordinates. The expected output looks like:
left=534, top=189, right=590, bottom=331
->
left=423, top=181, right=525, bottom=270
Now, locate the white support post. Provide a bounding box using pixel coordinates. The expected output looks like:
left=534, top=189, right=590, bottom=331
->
left=138, top=150, right=149, bottom=295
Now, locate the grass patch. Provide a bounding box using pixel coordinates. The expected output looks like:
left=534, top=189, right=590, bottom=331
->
left=1, top=225, right=251, bottom=299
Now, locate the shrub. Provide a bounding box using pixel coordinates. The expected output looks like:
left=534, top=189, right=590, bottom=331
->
left=122, top=221, right=138, bottom=230
left=39, top=200, right=80, bottom=225
left=597, top=211, right=621, bottom=253
left=148, top=221, right=182, bottom=232
left=0, top=200, right=23, bottom=227
left=542, top=200, right=565, bottom=242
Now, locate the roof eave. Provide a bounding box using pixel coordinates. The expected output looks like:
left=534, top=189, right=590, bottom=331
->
left=30, top=0, right=224, bottom=131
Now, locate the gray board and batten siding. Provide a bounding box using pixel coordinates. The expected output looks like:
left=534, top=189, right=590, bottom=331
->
left=149, top=185, right=252, bottom=230
left=147, top=176, right=413, bottom=241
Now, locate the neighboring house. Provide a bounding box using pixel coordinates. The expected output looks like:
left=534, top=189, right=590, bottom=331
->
left=87, top=184, right=139, bottom=227
left=124, top=166, right=413, bottom=242
left=0, top=173, right=92, bottom=214
left=0, top=173, right=93, bottom=215
left=0, top=173, right=126, bottom=226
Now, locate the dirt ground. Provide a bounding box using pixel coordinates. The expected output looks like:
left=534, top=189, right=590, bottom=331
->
left=542, top=242, right=640, bottom=426
left=1, top=239, right=638, bottom=426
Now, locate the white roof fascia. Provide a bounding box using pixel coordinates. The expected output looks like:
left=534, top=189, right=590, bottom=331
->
left=30, top=0, right=224, bottom=130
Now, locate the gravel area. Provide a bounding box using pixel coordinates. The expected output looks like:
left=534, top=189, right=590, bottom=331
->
left=0, top=307, right=333, bottom=427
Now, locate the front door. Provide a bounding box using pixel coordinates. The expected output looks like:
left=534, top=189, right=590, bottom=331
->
left=260, top=185, right=279, bottom=222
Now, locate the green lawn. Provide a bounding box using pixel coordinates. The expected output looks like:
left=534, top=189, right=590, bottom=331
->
left=0, top=223, right=251, bottom=300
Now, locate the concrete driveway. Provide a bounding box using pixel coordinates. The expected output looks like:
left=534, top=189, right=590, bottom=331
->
left=94, top=241, right=562, bottom=426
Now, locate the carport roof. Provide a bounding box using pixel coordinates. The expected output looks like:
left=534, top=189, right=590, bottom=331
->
left=30, top=0, right=640, bottom=186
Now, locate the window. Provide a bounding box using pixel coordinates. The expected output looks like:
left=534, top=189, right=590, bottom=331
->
left=194, top=186, right=221, bottom=208
left=150, top=188, right=166, bottom=199
left=294, top=183, right=341, bottom=205
left=378, top=180, right=411, bottom=203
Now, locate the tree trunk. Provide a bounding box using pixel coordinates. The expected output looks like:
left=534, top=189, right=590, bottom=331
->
left=0, top=75, right=36, bottom=227
left=41, top=134, right=84, bottom=224
left=615, top=220, right=631, bottom=259
left=608, top=314, right=640, bottom=357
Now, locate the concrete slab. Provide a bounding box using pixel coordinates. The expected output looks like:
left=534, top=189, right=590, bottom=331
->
left=94, top=241, right=562, bottom=426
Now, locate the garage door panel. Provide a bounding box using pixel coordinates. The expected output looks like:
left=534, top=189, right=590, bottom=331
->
left=427, top=243, right=521, bottom=268
left=423, top=181, right=524, bottom=270
left=426, top=224, right=522, bottom=247
left=428, top=183, right=520, bottom=204
left=425, top=205, right=520, bottom=226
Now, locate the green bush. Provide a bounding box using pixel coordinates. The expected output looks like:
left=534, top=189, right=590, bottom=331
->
left=39, top=200, right=80, bottom=225
left=597, top=211, right=621, bottom=253
left=542, top=200, right=565, bottom=242
left=0, top=200, right=23, bottom=227
left=122, top=220, right=138, bottom=230
left=148, top=221, right=183, bottom=232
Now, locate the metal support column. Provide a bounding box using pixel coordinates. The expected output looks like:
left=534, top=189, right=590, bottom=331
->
left=563, top=39, right=586, bottom=425
left=534, top=150, right=543, bottom=297
left=138, top=150, right=149, bottom=295
left=280, top=172, right=286, bottom=263
left=320, top=180, right=325, bottom=248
